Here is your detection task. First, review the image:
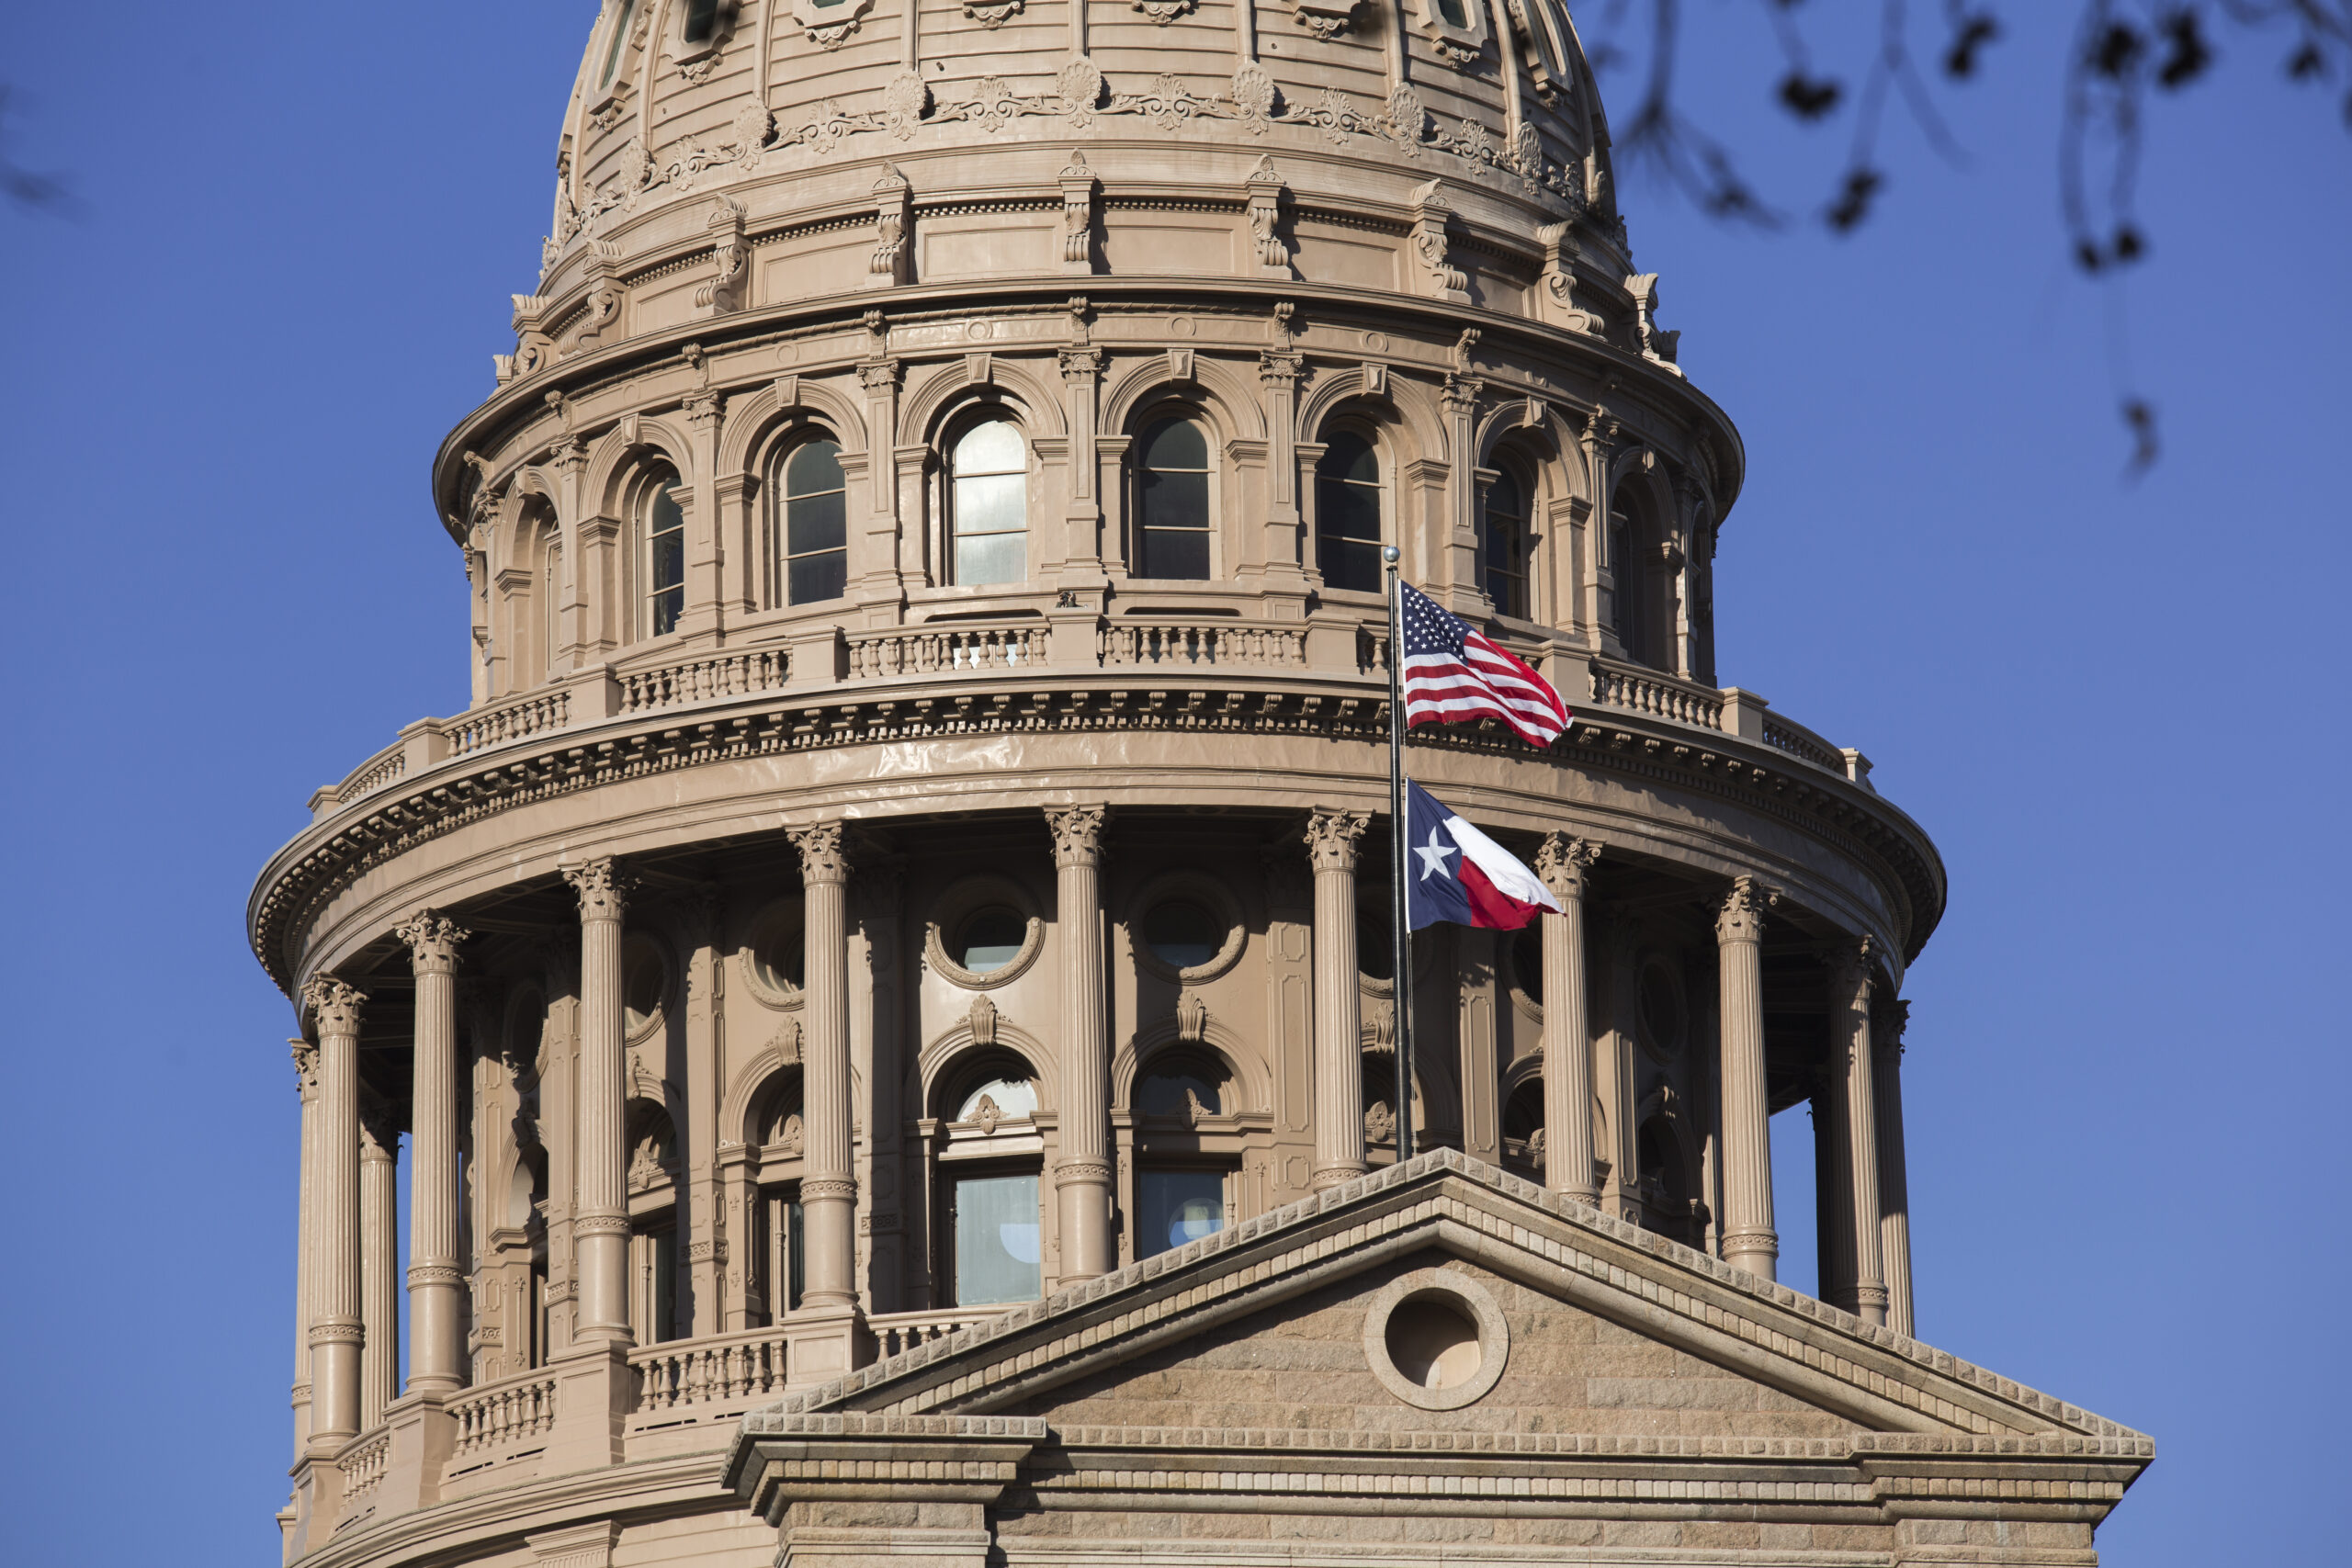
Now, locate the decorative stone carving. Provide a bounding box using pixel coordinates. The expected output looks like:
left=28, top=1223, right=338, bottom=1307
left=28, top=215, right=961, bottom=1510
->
left=1533, top=833, right=1600, bottom=899
left=302, top=975, right=367, bottom=1035
left=788, top=822, right=849, bottom=886
left=1534, top=222, right=1603, bottom=333
left=1715, top=875, right=1775, bottom=943
left=789, top=0, right=874, bottom=49
left=866, top=165, right=911, bottom=288
left=964, top=0, right=1024, bottom=26
left=695, top=197, right=749, bottom=314
left=1626, top=274, right=1684, bottom=377
left=1046, top=804, right=1108, bottom=866
left=1133, top=0, right=1198, bottom=20
left=973, top=1094, right=1002, bottom=1134
left=1408, top=180, right=1470, bottom=302
left=1305, top=807, right=1369, bottom=872
left=1176, top=988, right=1209, bottom=1043
left=883, top=71, right=931, bottom=139
left=397, top=909, right=472, bottom=974
left=1244, top=155, right=1292, bottom=277
left=1292, top=0, right=1363, bottom=39
left=967, top=993, right=999, bottom=1049
left=1057, top=153, right=1097, bottom=272
left=563, top=858, right=633, bottom=922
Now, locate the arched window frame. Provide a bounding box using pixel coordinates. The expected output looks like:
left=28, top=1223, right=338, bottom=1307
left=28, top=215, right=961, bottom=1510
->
left=1312, top=421, right=1387, bottom=596
left=940, top=410, right=1032, bottom=589
left=1607, top=471, right=1666, bottom=669
left=1128, top=405, right=1217, bottom=582
left=931, top=1048, right=1047, bottom=1308
left=622, top=462, right=688, bottom=643
left=589, top=0, right=644, bottom=115
left=770, top=430, right=849, bottom=608
left=624, top=1099, right=682, bottom=1345
left=1479, top=455, right=1539, bottom=622
left=1121, top=1045, right=1249, bottom=1265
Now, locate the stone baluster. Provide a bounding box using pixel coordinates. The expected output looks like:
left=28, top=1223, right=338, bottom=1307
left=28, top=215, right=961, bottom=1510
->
left=300, top=976, right=368, bottom=1453
left=358, top=1106, right=401, bottom=1430
left=1533, top=835, right=1601, bottom=1204
left=790, top=824, right=858, bottom=1312
left=1306, top=808, right=1371, bottom=1190
left=398, top=909, right=472, bottom=1392
left=1873, top=997, right=1916, bottom=1337
left=289, top=1039, right=320, bottom=1463
left=1713, top=879, right=1778, bottom=1280
left=1829, top=937, right=1888, bottom=1326
left=564, top=860, right=635, bottom=1347
left=1047, top=806, right=1113, bottom=1279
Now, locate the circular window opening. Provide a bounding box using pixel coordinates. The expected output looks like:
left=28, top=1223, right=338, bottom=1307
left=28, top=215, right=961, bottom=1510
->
left=1136, top=1064, right=1223, bottom=1118
left=623, top=939, right=667, bottom=1034
left=1385, top=1293, right=1482, bottom=1392
left=956, top=907, right=1028, bottom=975
left=1637, top=963, right=1685, bottom=1056
left=752, top=905, right=806, bottom=994
left=1511, top=925, right=1543, bottom=1004
left=1357, top=905, right=1395, bottom=982
left=1142, top=900, right=1225, bottom=969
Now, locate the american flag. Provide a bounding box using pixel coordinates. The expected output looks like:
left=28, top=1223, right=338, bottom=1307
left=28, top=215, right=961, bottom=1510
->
left=1397, top=580, right=1573, bottom=749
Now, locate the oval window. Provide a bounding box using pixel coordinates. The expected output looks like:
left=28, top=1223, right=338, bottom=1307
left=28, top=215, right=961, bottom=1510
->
left=1142, top=900, right=1225, bottom=969
left=1511, top=925, right=1543, bottom=1004
left=752, top=905, right=806, bottom=994
left=956, top=907, right=1028, bottom=975
left=623, top=938, right=667, bottom=1033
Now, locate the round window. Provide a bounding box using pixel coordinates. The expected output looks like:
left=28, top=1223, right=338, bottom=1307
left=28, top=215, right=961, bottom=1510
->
left=1511, top=925, right=1543, bottom=1004
left=623, top=938, right=667, bottom=1034
left=1385, top=1294, right=1482, bottom=1391
left=1362, top=1268, right=1510, bottom=1411
left=1143, top=900, right=1225, bottom=969
left=956, top=907, right=1028, bottom=975
left=1637, top=962, right=1686, bottom=1058
left=1357, top=905, right=1395, bottom=982
left=751, top=903, right=806, bottom=994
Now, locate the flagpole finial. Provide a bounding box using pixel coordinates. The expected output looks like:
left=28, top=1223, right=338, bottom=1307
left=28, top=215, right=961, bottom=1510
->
left=1382, top=545, right=1400, bottom=566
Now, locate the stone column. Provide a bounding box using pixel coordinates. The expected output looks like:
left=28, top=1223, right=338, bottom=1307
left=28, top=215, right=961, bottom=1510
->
left=1306, top=808, right=1371, bottom=1190
left=1533, top=835, right=1600, bottom=1204
left=1874, top=997, right=1916, bottom=1337
left=1829, top=937, right=1889, bottom=1325
left=1598, top=911, right=1641, bottom=1224
left=563, top=860, right=634, bottom=1347
left=358, top=1107, right=401, bottom=1430
left=301, top=976, right=367, bottom=1453
left=290, top=1039, right=320, bottom=1462
left=1046, top=806, right=1113, bottom=1279
left=790, top=823, right=858, bottom=1312
left=683, top=889, right=724, bottom=1337
left=398, top=909, right=471, bottom=1393
left=1713, top=879, right=1777, bottom=1281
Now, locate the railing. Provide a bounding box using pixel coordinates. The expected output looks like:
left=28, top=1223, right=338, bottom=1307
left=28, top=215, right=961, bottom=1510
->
left=1589, top=661, right=1724, bottom=730
left=446, top=689, right=569, bottom=759
left=619, top=649, right=789, bottom=713
left=867, top=1308, right=1008, bottom=1359
left=630, top=1325, right=792, bottom=1414
left=1763, top=714, right=1847, bottom=774
left=846, top=621, right=1043, bottom=679
left=447, top=1369, right=557, bottom=1461
left=338, top=1427, right=390, bottom=1502
left=1099, top=618, right=1306, bottom=669
left=1357, top=623, right=1390, bottom=673
left=336, top=742, right=408, bottom=806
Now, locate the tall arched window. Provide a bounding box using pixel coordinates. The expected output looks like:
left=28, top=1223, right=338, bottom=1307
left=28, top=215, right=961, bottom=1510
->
left=1315, top=431, right=1383, bottom=593
left=1483, top=468, right=1530, bottom=618
left=950, top=420, right=1027, bottom=585
left=1609, top=483, right=1653, bottom=666
left=935, top=1055, right=1044, bottom=1305
left=541, top=536, right=563, bottom=677
left=1136, top=417, right=1212, bottom=580
left=641, top=469, right=685, bottom=637
left=780, top=438, right=847, bottom=605
left=598, top=0, right=639, bottom=90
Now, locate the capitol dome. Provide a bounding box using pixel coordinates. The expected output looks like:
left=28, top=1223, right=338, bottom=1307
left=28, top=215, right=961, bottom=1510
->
left=237, top=10, right=2163, bottom=1568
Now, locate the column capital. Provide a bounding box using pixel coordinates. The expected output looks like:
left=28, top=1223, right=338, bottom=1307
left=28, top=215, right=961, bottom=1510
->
left=1305, top=807, right=1371, bottom=873
left=789, top=821, right=850, bottom=886
left=358, top=1103, right=400, bottom=1162
left=301, top=975, right=367, bottom=1037
left=1823, top=932, right=1881, bottom=995
left=1057, top=346, right=1103, bottom=382
left=1873, top=995, right=1911, bottom=1057
left=290, top=1036, right=319, bottom=1091
left=1045, top=804, right=1108, bottom=867
left=1714, top=876, right=1776, bottom=944
left=563, top=857, right=633, bottom=922
left=1257, top=348, right=1304, bottom=389
left=396, top=908, right=473, bottom=975
left=1533, top=833, right=1600, bottom=899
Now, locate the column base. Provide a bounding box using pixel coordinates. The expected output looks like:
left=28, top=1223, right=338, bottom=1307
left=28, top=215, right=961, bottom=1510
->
left=785, top=1302, right=868, bottom=1387
left=539, top=1340, right=638, bottom=1475
left=286, top=1450, right=347, bottom=1559
left=1309, top=1163, right=1367, bottom=1192
left=376, top=1391, right=457, bottom=1517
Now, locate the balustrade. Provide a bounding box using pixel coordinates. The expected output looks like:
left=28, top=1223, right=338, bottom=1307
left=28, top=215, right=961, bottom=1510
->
left=337, top=1427, right=390, bottom=1502
left=447, top=1370, right=558, bottom=1462
left=846, top=622, right=1043, bottom=679
left=336, top=745, right=408, bottom=806
left=1589, top=660, right=1723, bottom=729
left=1099, top=619, right=1306, bottom=669
left=1763, top=714, right=1847, bottom=773
left=618, top=649, right=789, bottom=713
left=446, top=690, right=569, bottom=758
left=629, top=1326, right=792, bottom=1414
left=867, top=1308, right=1008, bottom=1359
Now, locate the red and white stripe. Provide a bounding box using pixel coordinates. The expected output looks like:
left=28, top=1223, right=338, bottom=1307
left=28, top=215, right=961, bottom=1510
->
left=1403, top=631, right=1572, bottom=749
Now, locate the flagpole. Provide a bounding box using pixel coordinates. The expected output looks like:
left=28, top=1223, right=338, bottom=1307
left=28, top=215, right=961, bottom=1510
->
left=1383, top=545, right=1415, bottom=1163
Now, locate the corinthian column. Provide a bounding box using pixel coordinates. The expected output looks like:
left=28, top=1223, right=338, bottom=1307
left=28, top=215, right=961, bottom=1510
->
left=1874, top=997, right=1916, bottom=1337
left=1306, top=808, right=1371, bottom=1190
left=563, top=860, right=633, bottom=1346
left=1533, top=835, right=1600, bottom=1204
left=289, top=1040, right=320, bottom=1462
left=301, top=976, right=367, bottom=1452
left=1713, top=879, right=1778, bottom=1281
left=358, top=1107, right=401, bottom=1429
left=1829, top=938, right=1888, bottom=1325
left=1046, top=806, right=1112, bottom=1279
left=789, top=823, right=858, bottom=1310
left=397, top=909, right=471, bottom=1392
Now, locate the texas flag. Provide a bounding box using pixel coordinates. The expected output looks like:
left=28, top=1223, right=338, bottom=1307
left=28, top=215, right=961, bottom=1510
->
left=1403, top=781, right=1562, bottom=931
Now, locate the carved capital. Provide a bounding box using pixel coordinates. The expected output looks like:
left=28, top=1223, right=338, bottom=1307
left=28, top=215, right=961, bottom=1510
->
left=564, top=858, right=633, bottom=923
left=290, top=1037, right=320, bottom=1089
left=1873, top=995, right=1911, bottom=1057
left=1305, top=807, right=1371, bottom=874
left=1532, top=834, right=1600, bottom=900
left=1257, top=348, right=1303, bottom=389
left=1825, top=933, right=1880, bottom=998
left=359, top=1104, right=401, bottom=1159
left=857, top=358, right=901, bottom=396
left=1057, top=346, right=1103, bottom=384
left=396, top=908, right=473, bottom=976
left=1045, top=804, right=1107, bottom=867
left=301, top=975, right=367, bottom=1037
left=1714, top=876, right=1775, bottom=945
left=789, top=822, right=850, bottom=886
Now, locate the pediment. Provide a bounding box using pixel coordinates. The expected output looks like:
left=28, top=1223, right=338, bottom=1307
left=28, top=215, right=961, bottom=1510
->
left=759, top=1151, right=2146, bottom=1452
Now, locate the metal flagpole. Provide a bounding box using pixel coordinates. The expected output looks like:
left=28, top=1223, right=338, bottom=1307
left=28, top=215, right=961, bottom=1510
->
left=1383, top=546, right=1414, bottom=1162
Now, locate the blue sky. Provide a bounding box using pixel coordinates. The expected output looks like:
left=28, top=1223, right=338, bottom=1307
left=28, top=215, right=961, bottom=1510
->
left=1, top=4, right=2345, bottom=1563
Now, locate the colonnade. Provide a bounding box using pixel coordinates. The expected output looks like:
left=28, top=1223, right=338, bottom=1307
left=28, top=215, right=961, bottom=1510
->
left=286, top=813, right=1917, bottom=1483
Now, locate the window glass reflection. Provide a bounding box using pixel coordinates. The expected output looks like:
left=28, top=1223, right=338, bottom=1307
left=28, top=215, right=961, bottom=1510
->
left=1138, top=1168, right=1226, bottom=1258
left=953, top=1173, right=1041, bottom=1304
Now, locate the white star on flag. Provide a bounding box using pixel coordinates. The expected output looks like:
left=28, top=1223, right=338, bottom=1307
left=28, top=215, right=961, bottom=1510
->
left=1415, top=827, right=1459, bottom=881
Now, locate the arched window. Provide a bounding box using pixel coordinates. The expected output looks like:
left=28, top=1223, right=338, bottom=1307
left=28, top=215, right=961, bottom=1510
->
left=936, top=1055, right=1044, bottom=1306
left=1483, top=468, right=1531, bottom=618
left=626, top=1104, right=679, bottom=1344
left=779, top=438, right=847, bottom=605
left=1136, top=417, right=1212, bottom=580
left=950, top=419, right=1027, bottom=585
left=1315, top=431, right=1383, bottom=593
left=599, top=0, right=639, bottom=90
left=1131, top=1051, right=1236, bottom=1260
left=641, top=469, right=686, bottom=637
left=1609, top=483, right=1655, bottom=666
left=541, top=536, right=563, bottom=677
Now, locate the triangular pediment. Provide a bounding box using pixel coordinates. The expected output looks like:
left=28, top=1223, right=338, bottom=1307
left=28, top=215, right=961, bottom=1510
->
left=758, top=1151, right=2143, bottom=1451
